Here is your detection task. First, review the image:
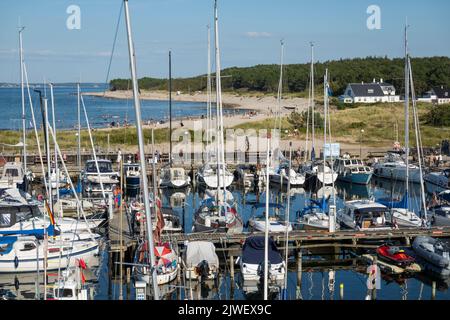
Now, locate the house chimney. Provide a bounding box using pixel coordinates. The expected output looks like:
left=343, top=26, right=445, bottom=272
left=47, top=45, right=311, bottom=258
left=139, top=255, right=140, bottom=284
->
left=380, top=78, right=383, bottom=83
left=373, top=78, right=376, bottom=83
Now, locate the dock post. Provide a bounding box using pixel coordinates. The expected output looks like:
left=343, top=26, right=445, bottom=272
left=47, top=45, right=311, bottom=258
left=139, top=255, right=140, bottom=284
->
left=296, top=248, right=302, bottom=299
left=230, top=255, right=235, bottom=281
left=432, top=281, right=436, bottom=300
left=339, top=283, right=344, bottom=300
left=127, top=267, right=131, bottom=284
left=328, top=205, right=336, bottom=233
left=371, top=256, right=378, bottom=300
left=108, top=193, right=113, bottom=220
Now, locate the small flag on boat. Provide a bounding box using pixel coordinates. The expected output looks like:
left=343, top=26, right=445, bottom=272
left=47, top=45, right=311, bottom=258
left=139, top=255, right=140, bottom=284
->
left=45, top=200, right=56, bottom=226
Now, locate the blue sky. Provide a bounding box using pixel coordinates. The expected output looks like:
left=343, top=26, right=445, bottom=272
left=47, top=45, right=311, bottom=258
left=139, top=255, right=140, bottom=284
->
left=1, top=0, right=449, bottom=83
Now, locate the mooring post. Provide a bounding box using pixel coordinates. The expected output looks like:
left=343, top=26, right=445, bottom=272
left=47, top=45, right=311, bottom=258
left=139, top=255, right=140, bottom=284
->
left=372, top=256, right=378, bottom=300
left=329, top=205, right=336, bottom=233
left=230, top=255, right=235, bottom=280
left=108, top=192, right=113, bottom=220
left=339, top=283, right=344, bottom=300
left=297, top=248, right=302, bottom=299
left=127, top=267, right=131, bottom=284
left=432, top=281, right=436, bottom=300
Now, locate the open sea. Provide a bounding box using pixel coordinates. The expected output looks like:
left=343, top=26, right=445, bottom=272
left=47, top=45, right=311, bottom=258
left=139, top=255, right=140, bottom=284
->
left=0, top=84, right=228, bottom=130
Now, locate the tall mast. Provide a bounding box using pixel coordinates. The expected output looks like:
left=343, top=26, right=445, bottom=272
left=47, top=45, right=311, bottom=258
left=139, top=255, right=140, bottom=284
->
left=310, top=43, right=315, bottom=160
left=123, top=0, right=160, bottom=300
left=404, top=24, right=410, bottom=210
left=206, top=24, right=212, bottom=162
left=263, top=134, right=270, bottom=300
left=323, top=69, right=328, bottom=189
left=19, top=27, right=27, bottom=174
left=275, top=40, right=284, bottom=131
left=214, top=0, right=226, bottom=199
left=77, top=83, right=81, bottom=174
left=50, top=83, right=60, bottom=218
left=169, top=50, right=172, bottom=166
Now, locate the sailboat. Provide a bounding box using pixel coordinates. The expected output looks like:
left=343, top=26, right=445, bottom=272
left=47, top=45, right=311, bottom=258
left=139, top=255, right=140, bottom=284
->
left=299, top=44, right=337, bottom=187
left=298, top=69, right=338, bottom=230
left=377, top=25, right=425, bottom=228
left=196, top=20, right=234, bottom=190
left=267, top=41, right=305, bottom=187
left=159, top=51, right=191, bottom=189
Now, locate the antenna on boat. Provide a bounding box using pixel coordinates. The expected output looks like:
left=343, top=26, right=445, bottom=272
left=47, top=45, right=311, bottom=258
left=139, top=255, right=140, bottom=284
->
left=123, top=0, right=160, bottom=300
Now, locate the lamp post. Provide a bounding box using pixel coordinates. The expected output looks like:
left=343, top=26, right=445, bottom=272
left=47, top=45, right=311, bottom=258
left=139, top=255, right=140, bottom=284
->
left=360, top=129, right=365, bottom=158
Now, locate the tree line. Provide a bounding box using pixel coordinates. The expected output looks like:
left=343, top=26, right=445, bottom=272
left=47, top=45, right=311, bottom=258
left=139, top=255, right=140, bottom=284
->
left=110, top=56, right=450, bottom=96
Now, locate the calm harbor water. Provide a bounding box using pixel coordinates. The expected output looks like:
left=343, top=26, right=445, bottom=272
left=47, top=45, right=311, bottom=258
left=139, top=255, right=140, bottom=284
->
left=85, top=178, right=450, bottom=300
left=1, top=177, right=449, bottom=300
left=0, top=84, right=229, bottom=130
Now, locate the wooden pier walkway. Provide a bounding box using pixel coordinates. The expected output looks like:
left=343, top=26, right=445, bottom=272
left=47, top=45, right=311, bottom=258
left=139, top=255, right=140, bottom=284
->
left=160, top=227, right=450, bottom=248
left=108, top=207, right=135, bottom=253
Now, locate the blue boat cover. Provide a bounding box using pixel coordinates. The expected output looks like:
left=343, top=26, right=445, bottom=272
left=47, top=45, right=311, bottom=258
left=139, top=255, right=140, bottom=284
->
left=242, top=236, right=282, bottom=264
left=377, top=192, right=408, bottom=209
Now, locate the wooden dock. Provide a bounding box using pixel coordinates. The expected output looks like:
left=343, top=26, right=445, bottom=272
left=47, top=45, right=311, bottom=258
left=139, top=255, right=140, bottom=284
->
left=108, top=207, right=135, bottom=253
left=160, top=227, right=450, bottom=248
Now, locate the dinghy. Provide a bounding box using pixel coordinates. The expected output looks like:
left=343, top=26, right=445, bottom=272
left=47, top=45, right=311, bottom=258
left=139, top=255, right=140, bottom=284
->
left=412, top=236, right=450, bottom=277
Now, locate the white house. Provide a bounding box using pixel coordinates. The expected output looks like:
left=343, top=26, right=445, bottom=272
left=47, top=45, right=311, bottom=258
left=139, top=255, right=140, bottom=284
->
left=339, top=79, right=400, bottom=104
left=419, top=86, right=450, bottom=104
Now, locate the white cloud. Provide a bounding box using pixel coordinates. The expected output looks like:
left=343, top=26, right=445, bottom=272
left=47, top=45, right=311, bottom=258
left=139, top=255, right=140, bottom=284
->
left=245, top=31, right=272, bottom=38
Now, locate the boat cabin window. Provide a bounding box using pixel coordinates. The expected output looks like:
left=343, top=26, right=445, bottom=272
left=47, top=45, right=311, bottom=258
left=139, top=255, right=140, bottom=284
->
left=4, top=168, right=19, bottom=177
left=0, top=213, right=12, bottom=227
left=86, top=161, right=112, bottom=173
left=20, top=242, right=36, bottom=251
left=54, top=289, right=74, bottom=298
left=15, top=207, right=35, bottom=223
left=351, top=160, right=358, bottom=165
left=344, top=160, right=351, bottom=166
left=0, top=243, right=11, bottom=253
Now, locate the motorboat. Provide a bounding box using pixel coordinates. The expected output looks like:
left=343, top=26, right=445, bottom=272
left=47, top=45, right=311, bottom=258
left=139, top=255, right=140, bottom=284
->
left=123, top=162, right=140, bottom=198
left=424, top=169, right=450, bottom=194
left=237, top=236, right=286, bottom=282
left=0, top=162, right=32, bottom=191
left=334, top=155, right=373, bottom=185
left=81, top=159, right=119, bottom=195
left=336, top=200, right=394, bottom=231
left=129, top=200, right=182, bottom=234
left=197, top=163, right=234, bottom=189
left=412, top=236, right=450, bottom=277
left=428, top=190, right=450, bottom=227
left=160, top=166, right=191, bottom=189
left=372, top=151, right=423, bottom=183
left=133, top=241, right=179, bottom=285
left=183, top=241, right=219, bottom=281
left=247, top=203, right=292, bottom=233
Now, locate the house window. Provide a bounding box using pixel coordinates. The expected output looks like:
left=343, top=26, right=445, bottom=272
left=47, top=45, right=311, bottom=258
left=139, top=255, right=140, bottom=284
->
left=368, top=89, right=374, bottom=94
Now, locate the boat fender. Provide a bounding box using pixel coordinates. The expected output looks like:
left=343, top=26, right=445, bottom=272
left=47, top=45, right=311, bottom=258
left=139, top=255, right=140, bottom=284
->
left=14, top=256, right=19, bottom=269
left=14, top=276, right=19, bottom=290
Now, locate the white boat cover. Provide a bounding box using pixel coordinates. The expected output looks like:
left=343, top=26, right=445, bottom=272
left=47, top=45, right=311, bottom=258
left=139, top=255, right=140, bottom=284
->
left=185, top=241, right=219, bottom=268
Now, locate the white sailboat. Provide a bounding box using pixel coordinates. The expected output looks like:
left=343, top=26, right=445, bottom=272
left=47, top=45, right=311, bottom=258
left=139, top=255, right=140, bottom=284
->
left=377, top=25, right=425, bottom=228
left=196, top=13, right=234, bottom=190
left=299, top=44, right=337, bottom=186
left=160, top=51, right=191, bottom=189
